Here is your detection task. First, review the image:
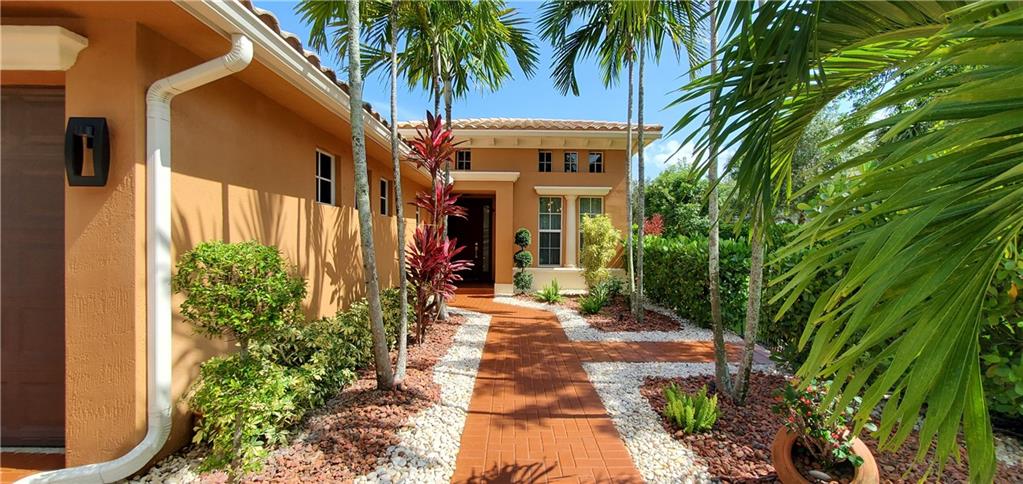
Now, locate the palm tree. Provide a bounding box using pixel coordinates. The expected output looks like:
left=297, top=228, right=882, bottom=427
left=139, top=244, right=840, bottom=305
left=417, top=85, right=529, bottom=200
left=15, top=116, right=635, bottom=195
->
left=539, top=0, right=703, bottom=318
left=387, top=1, right=409, bottom=385
left=350, top=0, right=394, bottom=390
left=704, top=0, right=730, bottom=396
left=672, top=2, right=1022, bottom=480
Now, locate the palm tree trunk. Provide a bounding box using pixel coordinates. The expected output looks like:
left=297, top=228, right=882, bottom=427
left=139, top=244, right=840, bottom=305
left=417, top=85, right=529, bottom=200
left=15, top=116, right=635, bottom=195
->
left=348, top=0, right=394, bottom=390
left=625, top=58, right=637, bottom=312
left=389, top=3, right=409, bottom=386
left=706, top=0, right=732, bottom=396
left=435, top=72, right=453, bottom=321
left=732, top=229, right=764, bottom=402
left=634, top=42, right=646, bottom=324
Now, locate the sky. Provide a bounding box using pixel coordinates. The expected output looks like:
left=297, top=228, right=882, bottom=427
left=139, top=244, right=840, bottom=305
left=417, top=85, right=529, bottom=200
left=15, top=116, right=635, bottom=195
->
left=258, top=0, right=710, bottom=179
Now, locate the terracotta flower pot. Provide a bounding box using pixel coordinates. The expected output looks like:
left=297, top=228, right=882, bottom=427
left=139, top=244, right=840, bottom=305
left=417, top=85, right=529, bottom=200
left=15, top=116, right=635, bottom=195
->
left=771, top=427, right=880, bottom=484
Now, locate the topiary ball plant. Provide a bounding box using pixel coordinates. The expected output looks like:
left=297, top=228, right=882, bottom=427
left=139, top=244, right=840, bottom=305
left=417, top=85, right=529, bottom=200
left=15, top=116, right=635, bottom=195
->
left=514, top=228, right=532, bottom=248
left=514, top=250, right=533, bottom=269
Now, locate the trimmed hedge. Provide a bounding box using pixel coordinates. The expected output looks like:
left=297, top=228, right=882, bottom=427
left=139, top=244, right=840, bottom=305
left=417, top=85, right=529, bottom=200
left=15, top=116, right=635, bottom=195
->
left=644, top=235, right=750, bottom=335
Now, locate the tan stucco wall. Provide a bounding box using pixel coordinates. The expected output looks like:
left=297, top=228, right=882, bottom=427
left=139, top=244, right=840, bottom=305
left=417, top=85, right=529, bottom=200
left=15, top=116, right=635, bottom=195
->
left=4, top=13, right=423, bottom=467
left=455, top=147, right=629, bottom=282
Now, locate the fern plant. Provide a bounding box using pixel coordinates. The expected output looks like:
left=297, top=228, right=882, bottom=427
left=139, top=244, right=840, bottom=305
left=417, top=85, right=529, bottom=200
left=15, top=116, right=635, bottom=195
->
left=663, top=383, right=718, bottom=434
left=579, top=284, right=610, bottom=315
left=536, top=279, right=563, bottom=304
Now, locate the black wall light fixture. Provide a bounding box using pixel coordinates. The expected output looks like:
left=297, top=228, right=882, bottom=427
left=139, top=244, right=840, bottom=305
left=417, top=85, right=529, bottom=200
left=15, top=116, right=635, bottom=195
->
left=64, top=117, right=110, bottom=186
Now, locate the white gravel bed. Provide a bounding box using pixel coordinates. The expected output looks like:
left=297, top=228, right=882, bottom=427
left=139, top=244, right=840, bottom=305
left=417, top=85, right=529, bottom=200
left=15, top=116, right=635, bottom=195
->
left=494, top=295, right=742, bottom=343
left=132, top=309, right=491, bottom=484
left=583, top=361, right=775, bottom=484
left=354, top=308, right=490, bottom=484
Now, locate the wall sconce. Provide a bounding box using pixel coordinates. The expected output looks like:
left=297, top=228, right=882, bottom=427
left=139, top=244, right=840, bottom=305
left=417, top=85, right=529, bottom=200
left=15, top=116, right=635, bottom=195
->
left=64, top=117, right=109, bottom=186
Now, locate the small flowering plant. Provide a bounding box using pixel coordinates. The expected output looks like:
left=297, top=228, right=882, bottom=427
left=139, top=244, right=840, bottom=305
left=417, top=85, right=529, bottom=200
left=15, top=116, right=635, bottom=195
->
left=772, top=380, right=876, bottom=468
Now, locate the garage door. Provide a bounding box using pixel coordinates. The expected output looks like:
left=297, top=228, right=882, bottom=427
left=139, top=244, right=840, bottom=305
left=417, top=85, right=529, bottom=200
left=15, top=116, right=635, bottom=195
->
left=1, top=87, right=66, bottom=446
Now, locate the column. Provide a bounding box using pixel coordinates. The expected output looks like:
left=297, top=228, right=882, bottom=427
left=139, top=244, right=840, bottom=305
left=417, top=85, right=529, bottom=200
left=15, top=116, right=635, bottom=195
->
left=564, top=194, right=577, bottom=268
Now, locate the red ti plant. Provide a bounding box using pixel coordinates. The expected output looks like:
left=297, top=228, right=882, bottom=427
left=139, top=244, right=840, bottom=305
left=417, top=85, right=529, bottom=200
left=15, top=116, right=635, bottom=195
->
left=405, top=112, right=472, bottom=341
left=644, top=214, right=665, bottom=236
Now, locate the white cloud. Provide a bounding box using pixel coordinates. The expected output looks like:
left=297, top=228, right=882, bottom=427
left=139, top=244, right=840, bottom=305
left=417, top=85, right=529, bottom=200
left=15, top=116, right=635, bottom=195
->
left=632, top=137, right=734, bottom=179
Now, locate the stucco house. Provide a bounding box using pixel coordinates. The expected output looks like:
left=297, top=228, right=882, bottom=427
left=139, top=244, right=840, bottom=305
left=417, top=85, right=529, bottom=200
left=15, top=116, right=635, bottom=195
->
left=398, top=118, right=661, bottom=295
left=0, top=0, right=658, bottom=480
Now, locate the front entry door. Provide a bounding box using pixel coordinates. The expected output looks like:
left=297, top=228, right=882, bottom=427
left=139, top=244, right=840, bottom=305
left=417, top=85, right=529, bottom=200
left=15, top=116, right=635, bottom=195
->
left=449, top=197, right=494, bottom=283
left=1, top=87, right=67, bottom=446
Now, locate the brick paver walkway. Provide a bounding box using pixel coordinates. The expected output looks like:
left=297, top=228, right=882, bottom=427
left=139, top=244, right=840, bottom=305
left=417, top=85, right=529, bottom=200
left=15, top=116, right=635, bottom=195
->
left=449, top=288, right=758, bottom=484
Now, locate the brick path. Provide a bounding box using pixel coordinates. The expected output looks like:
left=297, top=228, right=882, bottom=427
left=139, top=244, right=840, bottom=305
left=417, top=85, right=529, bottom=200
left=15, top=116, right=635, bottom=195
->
left=449, top=288, right=758, bottom=484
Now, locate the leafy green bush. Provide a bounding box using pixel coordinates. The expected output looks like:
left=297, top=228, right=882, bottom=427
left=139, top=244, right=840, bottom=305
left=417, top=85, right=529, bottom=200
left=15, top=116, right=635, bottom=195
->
left=173, top=241, right=307, bottom=349
left=513, top=271, right=533, bottom=294
left=176, top=242, right=412, bottom=474
left=772, top=380, right=874, bottom=468
left=514, top=250, right=533, bottom=268
left=980, top=255, right=1023, bottom=420
left=644, top=165, right=711, bottom=238
left=580, top=214, right=621, bottom=288
left=663, top=383, right=718, bottom=433
left=579, top=284, right=610, bottom=315
left=536, top=279, right=563, bottom=304
left=514, top=228, right=532, bottom=247
left=643, top=235, right=750, bottom=334
left=188, top=356, right=309, bottom=473
left=595, top=277, right=624, bottom=299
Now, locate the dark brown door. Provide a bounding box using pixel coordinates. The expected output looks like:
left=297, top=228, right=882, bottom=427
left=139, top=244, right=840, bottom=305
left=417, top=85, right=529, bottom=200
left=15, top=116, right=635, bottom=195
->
left=1, top=87, right=66, bottom=446
left=449, top=197, right=494, bottom=283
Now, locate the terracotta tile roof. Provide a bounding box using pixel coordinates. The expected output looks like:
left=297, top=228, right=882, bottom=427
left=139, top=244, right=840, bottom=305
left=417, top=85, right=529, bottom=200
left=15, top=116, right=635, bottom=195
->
left=239, top=0, right=388, bottom=128
left=397, top=118, right=663, bottom=132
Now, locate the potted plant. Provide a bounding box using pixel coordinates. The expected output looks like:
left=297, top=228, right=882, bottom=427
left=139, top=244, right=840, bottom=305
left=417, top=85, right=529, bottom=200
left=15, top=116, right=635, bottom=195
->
left=771, top=380, right=880, bottom=483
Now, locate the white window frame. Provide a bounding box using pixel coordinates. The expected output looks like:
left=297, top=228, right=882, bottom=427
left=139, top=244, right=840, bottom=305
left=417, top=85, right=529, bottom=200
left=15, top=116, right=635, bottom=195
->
left=588, top=151, right=604, bottom=173
left=379, top=178, right=390, bottom=216
left=315, top=149, right=335, bottom=205
left=538, top=150, right=552, bottom=172
left=578, top=197, right=604, bottom=262
left=538, top=196, right=563, bottom=267
left=456, top=149, right=471, bottom=170
left=564, top=151, right=578, bottom=173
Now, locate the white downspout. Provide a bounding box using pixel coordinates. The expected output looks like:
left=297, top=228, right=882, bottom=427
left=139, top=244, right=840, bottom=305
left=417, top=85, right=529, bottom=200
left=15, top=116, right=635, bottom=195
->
left=20, top=34, right=253, bottom=484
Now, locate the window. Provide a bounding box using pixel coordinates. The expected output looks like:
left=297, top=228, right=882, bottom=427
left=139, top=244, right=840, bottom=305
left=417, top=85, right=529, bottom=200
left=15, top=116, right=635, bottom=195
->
left=538, top=150, right=552, bottom=172
left=564, top=152, right=578, bottom=172
left=578, top=197, right=604, bottom=258
left=538, top=196, right=562, bottom=266
left=588, top=152, right=604, bottom=173
left=379, top=178, right=390, bottom=215
left=456, top=150, right=471, bottom=170
left=315, top=150, right=335, bottom=205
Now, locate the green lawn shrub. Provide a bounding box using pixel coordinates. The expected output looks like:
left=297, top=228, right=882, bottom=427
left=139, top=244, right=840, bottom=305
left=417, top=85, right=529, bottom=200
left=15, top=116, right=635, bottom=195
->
left=663, top=383, right=718, bottom=433
left=175, top=241, right=409, bottom=474
left=980, top=255, right=1023, bottom=420
left=536, top=279, right=563, bottom=304
left=514, top=228, right=534, bottom=294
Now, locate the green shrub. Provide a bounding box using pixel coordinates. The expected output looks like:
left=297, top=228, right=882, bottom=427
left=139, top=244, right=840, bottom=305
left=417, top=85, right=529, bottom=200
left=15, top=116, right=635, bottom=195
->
left=579, top=284, right=610, bottom=315
left=513, top=271, right=534, bottom=294
left=580, top=214, right=622, bottom=288
left=514, top=250, right=533, bottom=268
left=536, top=279, right=563, bottom=304
left=663, top=383, right=718, bottom=433
left=514, top=228, right=532, bottom=247
left=643, top=235, right=749, bottom=334
left=595, top=277, right=624, bottom=299
left=189, top=356, right=309, bottom=473
left=172, top=241, right=306, bottom=349
left=980, top=255, right=1023, bottom=420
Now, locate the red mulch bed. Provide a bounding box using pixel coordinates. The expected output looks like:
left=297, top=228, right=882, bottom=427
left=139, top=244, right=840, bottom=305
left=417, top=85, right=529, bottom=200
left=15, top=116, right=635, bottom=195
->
left=228, top=316, right=465, bottom=483
left=516, top=294, right=682, bottom=332
left=641, top=373, right=1023, bottom=483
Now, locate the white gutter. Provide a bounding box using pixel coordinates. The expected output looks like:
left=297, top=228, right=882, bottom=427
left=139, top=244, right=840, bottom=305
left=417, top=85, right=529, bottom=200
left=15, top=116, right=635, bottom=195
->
left=18, top=34, right=253, bottom=484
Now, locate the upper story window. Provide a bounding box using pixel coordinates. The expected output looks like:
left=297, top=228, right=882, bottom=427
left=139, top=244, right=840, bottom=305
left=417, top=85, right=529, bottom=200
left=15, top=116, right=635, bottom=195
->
left=564, top=152, right=578, bottom=173
left=456, top=150, right=471, bottom=170
left=315, top=149, right=335, bottom=205
left=379, top=178, right=390, bottom=215
left=538, top=150, right=552, bottom=172
left=588, top=152, right=604, bottom=173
